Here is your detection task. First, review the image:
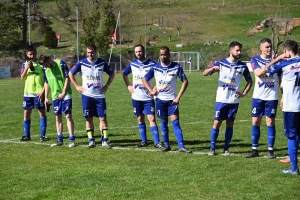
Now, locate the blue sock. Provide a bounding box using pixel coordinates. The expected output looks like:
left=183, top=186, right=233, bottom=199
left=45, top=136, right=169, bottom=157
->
left=57, top=134, right=64, bottom=142
left=251, top=125, right=260, bottom=149
left=150, top=126, right=160, bottom=144
left=267, top=125, right=276, bottom=150
left=138, top=123, right=147, bottom=142
left=210, top=128, right=219, bottom=150
left=172, top=120, right=184, bottom=149
left=224, top=127, right=233, bottom=150
left=68, top=135, right=75, bottom=141
left=288, top=136, right=298, bottom=171
left=40, top=117, right=47, bottom=137
left=24, top=120, right=31, bottom=138
left=161, top=119, right=170, bottom=147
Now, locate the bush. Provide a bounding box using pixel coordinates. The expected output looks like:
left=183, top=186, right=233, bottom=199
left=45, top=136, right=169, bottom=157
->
left=43, top=27, right=58, bottom=49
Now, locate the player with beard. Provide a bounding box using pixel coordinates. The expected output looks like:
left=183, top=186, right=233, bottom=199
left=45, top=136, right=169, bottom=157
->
left=203, top=41, right=253, bottom=156
left=69, top=44, right=115, bottom=148
left=245, top=38, right=281, bottom=159
left=123, top=44, right=162, bottom=148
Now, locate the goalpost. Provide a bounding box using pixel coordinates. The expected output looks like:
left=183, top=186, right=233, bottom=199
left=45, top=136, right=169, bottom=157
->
left=170, top=52, right=201, bottom=72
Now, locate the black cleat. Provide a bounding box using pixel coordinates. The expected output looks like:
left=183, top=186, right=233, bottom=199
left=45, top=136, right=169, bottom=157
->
left=161, top=146, right=171, bottom=152
left=136, top=141, right=148, bottom=147
left=154, top=143, right=164, bottom=148
left=267, top=150, right=276, bottom=159
left=245, top=149, right=259, bottom=158
left=20, top=136, right=31, bottom=141
left=40, top=136, right=47, bottom=142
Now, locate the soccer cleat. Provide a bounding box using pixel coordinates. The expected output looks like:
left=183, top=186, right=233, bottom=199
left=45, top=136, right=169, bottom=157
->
left=178, top=147, right=192, bottom=153
left=102, top=141, right=112, bottom=149
left=20, top=136, right=31, bottom=141
left=161, top=146, right=171, bottom=152
left=245, top=149, right=259, bottom=158
left=223, top=149, right=230, bottom=156
left=68, top=140, right=76, bottom=148
left=51, top=140, right=63, bottom=147
left=87, top=141, right=96, bottom=148
left=40, top=136, right=47, bottom=142
left=136, top=141, right=148, bottom=147
left=267, top=150, right=276, bottom=159
left=154, top=143, right=164, bottom=149
left=208, top=149, right=216, bottom=156
left=282, top=168, right=300, bottom=175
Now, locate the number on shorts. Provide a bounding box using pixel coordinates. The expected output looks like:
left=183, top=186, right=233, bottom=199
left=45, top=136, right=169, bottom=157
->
left=252, top=108, right=256, bottom=114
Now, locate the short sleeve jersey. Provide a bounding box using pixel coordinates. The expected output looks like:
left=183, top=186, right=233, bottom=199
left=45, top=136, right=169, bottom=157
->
left=123, top=58, right=156, bottom=101
left=69, top=57, right=114, bottom=98
left=211, top=58, right=252, bottom=104
left=268, top=56, right=300, bottom=112
left=43, top=59, right=72, bottom=100
left=144, top=61, right=187, bottom=101
left=251, top=55, right=280, bottom=100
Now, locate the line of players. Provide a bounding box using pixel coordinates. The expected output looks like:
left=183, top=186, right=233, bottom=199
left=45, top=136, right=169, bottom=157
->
left=20, top=39, right=300, bottom=175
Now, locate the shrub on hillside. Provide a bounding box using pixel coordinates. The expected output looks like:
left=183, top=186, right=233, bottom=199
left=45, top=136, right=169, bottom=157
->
left=43, top=27, right=58, bottom=49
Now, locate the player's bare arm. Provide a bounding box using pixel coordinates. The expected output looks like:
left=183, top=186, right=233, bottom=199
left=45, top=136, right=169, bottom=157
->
left=173, top=78, right=189, bottom=104
left=68, top=71, right=84, bottom=93
left=235, top=78, right=253, bottom=98
left=100, top=72, right=115, bottom=94
left=203, top=66, right=220, bottom=76
left=44, top=82, right=50, bottom=106
left=122, top=73, right=134, bottom=94
left=20, top=62, right=31, bottom=80
left=255, top=54, right=286, bottom=77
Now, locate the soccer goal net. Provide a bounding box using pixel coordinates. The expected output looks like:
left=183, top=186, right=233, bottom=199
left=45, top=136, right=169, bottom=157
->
left=170, top=52, right=200, bottom=72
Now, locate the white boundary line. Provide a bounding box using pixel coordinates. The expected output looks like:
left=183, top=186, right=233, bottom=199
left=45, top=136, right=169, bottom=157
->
left=0, top=137, right=292, bottom=159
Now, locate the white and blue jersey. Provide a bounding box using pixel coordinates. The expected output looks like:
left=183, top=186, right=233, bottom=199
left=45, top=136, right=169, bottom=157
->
left=211, top=58, right=252, bottom=104
left=69, top=58, right=114, bottom=98
left=144, top=61, right=187, bottom=101
left=251, top=55, right=280, bottom=100
left=123, top=58, right=156, bottom=101
left=268, top=56, right=300, bottom=112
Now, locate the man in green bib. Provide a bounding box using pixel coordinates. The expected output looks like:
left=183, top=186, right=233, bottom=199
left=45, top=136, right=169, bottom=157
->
left=39, top=55, right=75, bottom=148
left=20, top=45, right=47, bottom=141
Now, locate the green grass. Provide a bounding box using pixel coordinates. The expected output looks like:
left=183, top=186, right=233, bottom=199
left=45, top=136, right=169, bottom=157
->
left=0, top=72, right=299, bottom=200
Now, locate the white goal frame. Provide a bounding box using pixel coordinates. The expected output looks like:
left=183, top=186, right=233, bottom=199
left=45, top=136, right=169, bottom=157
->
left=170, top=52, right=200, bottom=72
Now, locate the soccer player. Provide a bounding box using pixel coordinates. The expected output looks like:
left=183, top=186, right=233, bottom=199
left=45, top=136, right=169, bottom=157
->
left=142, top=46, right=191, bottom=153
left=123, top=44, right=162, bottom=148
left=20, top=45, right=47, bottom=141
left=69, top=44, right=115, bottom=148
left=203, top=41, right=253, bottom=156
left=245, top=38, right=281, bottom=159
left=255, top=40, right=300, bottom=175
left=39, top=55, right=75, bottom=148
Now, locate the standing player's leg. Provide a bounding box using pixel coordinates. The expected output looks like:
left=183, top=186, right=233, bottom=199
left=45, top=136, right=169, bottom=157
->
left=223, top=103, right=239, bottom=154
left=96, top=98, right=111, bottom=149
left=36, top=96, right=47, bottom=141
left=63, top=99, right=75, bottom=148
left=282, top=112, right=300, bottom=175
left=145, top=99, right=161, bottom=148
left=265, top=100, right=278, bottom=158
left=156, top=99, right=170, bottom=152
left=82, top=95, right=96, bottom=148
left=21, top=97, right=34, bottom=141
left=51, top=99, right=63, bottom=147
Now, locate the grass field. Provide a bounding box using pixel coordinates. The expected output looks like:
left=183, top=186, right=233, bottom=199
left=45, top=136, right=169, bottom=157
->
left=0, top=72, right=299, bottom=200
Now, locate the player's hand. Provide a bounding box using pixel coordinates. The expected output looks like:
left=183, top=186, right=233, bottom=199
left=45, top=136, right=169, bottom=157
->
left=150, top=87, right=159, bottom=96
left=211, top=66, right=220, bottom=73
left=100, top=85, right=109, bottom=94
left=75, top=85, right=85, bottom=93
left=127, top=85, right=134, bottom=94
left=57, top=93, right=65, bottom=100
left=172, top=97, right=180, bottom=104
left=37, top=91, right=45, bottom=102
left=44, top=98, right=49, bottom=107
left=235, top=92, right=245, bottom=98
